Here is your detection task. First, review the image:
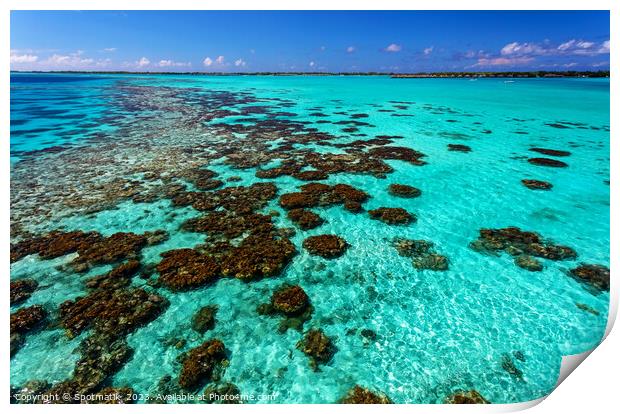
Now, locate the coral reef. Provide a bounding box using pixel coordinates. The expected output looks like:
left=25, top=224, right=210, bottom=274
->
left=393, top=238, right=449, bottom=271
left=529, top=147, right=571, bottom=157
left=368, top=207, right=415, bottom=225
left=388, top=184, right=422, bottom=198
left=527, top=158, right=568, bottom=168
left=521, top=179, right=553, bottom=190
left=568, top=264, right=610, bottom=293
left=192, top=305, right=219, bottom=333
left=204, top=383, right=242, bottom=404
left=447, top=144, right=472, bottom=152
left=303, top=235, right=348, bottom=258
left=178, top=339, right=227, bottom=390
left=445, top=390, right=489, bottom=404
left=470, top=227, right=576, bottom=262
left=271, top=285, right=310, bottom=315
left=10, top=278, right=38, bottom=305
left=279, top=183, right=369, bottom=212
left=10, top=305, right=47, bottom=335
left=157, top=249, right=220, bottom=291
left=296, top=329, right=337, bottom=369
left=287, top=208, right=325, bottom=230
left=339, top=385, right=392, bottom=404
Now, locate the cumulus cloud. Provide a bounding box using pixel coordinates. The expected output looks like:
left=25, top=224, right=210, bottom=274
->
left=234, top=58, right=246, bottom=67
left=423, top=46, right=434, bottom=55
left=309, top=61, right=316, bottom=67
left=473, top=56, right=534, bottom=67
left=203, top=55, right=227, bottom=69
left=501, top=39, right=610, bottom=57
left=103, top=47, right=117, bottom=52
left=346, top=46, right=355, bottom=53
left=203, top=57, right=213, bottom=66
left=215, top=55, right=225, bottom=64
left=137, top=57, right=150, bottom=67
left=46, top=53, right=95, bottom=67
left=384, top=43, right=402, bottom=52
left=10, top=53, right=38, bottom=63
left=157, top=59, right=190, bottom=67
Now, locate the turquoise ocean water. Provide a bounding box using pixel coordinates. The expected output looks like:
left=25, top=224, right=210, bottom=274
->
left=10, top=73, right=610, bottom=403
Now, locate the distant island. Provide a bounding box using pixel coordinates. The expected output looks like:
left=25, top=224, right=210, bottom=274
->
left=11, top=70, right=610, bottom=78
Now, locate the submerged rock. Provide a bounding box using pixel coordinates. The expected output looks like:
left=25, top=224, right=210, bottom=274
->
left=287, top=208, right=324, bottom=230
left=339, top=385, right=392, bottom=404
left=192, top=305, right=219, bottom=333
left=303, top=235, right=348, bottom=258
left=445, top=390, right=489, bottom=404
left=157, top=249, right=220, bottom=291
left=393, top=238, right=433, bottom=257
left=501, top=354, right=523, bottom=380
left=203, top=383, right=242, bottom=404
left=521, top=179, right=553, bottom=190
left=10, top=305, right=47, bottom=335
left=10, top=278, right=38, bottom=305
left=514, top=255, right=543, bottom=272
left=413, top=253, right=449, bottom=271
left=179, top=339, right=227, bottom=390
left=447, top=144, right=472, bottom=153
left=388, top=184, right=422, bottom=198
left=568, top=264, right=610, bottom=293
left=527, top=157, right=568, bottom=168
left=279, top=183, right=369, bottom=211
left=576, top=303, right=600, bottom=316
left=296, top=329, right=337, bottom=369
left=470, top=227, right=576, bottom=263
left=271, top=284, right=310, bottom=315
left=368, top=207, right=415, bottom=225
left=529, top=147, right=571, bottom=157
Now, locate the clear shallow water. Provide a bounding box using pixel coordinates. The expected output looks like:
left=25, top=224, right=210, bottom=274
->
left=10, top=73, right=609, bottom=403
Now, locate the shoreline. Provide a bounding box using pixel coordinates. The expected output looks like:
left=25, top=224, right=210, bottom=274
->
left=10, top=70, right=610, bottom=78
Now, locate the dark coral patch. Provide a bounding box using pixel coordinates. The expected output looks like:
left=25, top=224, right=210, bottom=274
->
left=447, top=144, right=472, bottom=153
left=367, top=146, right=426, bottom=166
left=568, top=264, right=610, bottom=293
left=279, top=183, right=369, bottom=211
left=219, top=234, right=295, bottom=281
left=339, top=385, right=392, bottom=404
left=287, top=208, right=324, bottom=230
left=178, top=339, right=227, bottom=390
left=85, top=259, right=141, bottom=290
left=10, top=230, right=102, bottom=263
left=514, top=255, right=543, bottom=272
left=70, top=232, right=149, bottom=272
left=388, top=184, right=421, bottom=198
left=521, top=179, right=553, bottom=190
left=529, top=147, right=571, bottom=157
left=10, top=279, right=38, bottom=305
left=182, top=212, right=273, bottom=239
left=157, top=249, right=220, bottom=291
left=368, top=207, right=415, bottom=225
left=192, top=305, right=219, bottom=334
left=445, top=390, right=489, bottom=404
left=10, top=305, right=47, bottom=334
left=292, top=170, right=329, bottom=181
left=393, top=238, right=449, bottom=271
left=527, top=157, right=568, bottom=168
left=296, top=329, right=337, bottom=369
left=271, top=285, right=310, bottom=316
left=470, top=227, right=576, bottom=262
left=59, top=288, right=167, bottom=337
left=303, top=235, right=348, bottom=258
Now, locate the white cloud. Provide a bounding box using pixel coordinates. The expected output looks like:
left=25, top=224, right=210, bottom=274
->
left=157, top=59, right=191, bottom=67
left=46, top=53, right=95, bottom=67
left=346, top=46, right=356, bottom=53
left=234, top=58, right=246, bottom=67
left=103, top=47, right=117, bottom=52
left=423, top=46, right=434, bottom=55
left=137, top=57, right=150, bottom=67
left=203, top=57, right=213, bottom=66
left=501, top=42, right=545, bottom=56
left=215, top=55, right=225, bottom=64
left=473, top=56, right=534, bottom=67
left=10, top=53, right=38, bottom=63
left=384, top=43, right=402, bottom=52
left=309, top=61, right=316, bottom=67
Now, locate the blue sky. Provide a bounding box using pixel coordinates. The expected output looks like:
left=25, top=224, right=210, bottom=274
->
left=10, top=11, right=610, bottom=72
